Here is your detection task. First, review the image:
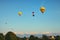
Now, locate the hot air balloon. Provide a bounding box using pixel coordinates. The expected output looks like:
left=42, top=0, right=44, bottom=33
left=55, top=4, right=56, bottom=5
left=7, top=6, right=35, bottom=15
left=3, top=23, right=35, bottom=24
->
left=18, top=11, right=22, bottom=16
left=40, top=6, right=45, bottom=13
left=32, top=12, right=35, bottom=16
left=5, top=22, right=7, bottom=24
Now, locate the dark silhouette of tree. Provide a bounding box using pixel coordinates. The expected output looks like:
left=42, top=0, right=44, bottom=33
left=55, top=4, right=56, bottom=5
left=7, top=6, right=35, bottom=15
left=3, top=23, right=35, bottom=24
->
left=39, top=38, right=42, bottom=40
left=29, top=35, right=43, bottom=40
left=2, top=31, right=60, bottom=40
left=29, top=35, right=35, bottom=40
left=5, top=31, right=17, bottom=40
left=42, top=35, right=49, bottom=40
left=17, top=37, right=23, bottom=40
left=23, top=37, right=27, bottom=40
left=35, top=37, right=41, bottom=40
left=55, top=35, right=60, bottom=40
left=0, top=33, right=5, bottom=40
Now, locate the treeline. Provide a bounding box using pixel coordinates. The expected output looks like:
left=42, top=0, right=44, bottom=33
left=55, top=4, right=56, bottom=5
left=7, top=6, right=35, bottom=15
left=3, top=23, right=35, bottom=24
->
left=0, top=31, right=60, bottom=40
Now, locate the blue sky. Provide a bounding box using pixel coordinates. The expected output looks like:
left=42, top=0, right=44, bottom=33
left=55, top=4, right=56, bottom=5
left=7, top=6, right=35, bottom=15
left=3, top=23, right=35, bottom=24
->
left=0, top=0, right=60, bottom=34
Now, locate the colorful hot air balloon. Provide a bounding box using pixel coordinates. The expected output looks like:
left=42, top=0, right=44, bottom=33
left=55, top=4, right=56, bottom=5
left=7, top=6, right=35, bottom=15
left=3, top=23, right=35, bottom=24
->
left=32, top=12, right=35, bottom=16
left=40, top=6, right=45, bottom=13
left=18, top=11, right=22, bottom=16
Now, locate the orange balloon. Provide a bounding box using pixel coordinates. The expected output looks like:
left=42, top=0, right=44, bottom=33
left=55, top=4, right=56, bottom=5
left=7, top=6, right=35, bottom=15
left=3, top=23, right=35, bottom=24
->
left=40, top=6, right=45, bottom=13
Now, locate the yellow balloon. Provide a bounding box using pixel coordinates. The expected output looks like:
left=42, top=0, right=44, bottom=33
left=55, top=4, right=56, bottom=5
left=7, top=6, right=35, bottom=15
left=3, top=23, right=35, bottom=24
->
left=18, top=12, right=22, bottom=16
left=40, top=6, right=45, bottom=13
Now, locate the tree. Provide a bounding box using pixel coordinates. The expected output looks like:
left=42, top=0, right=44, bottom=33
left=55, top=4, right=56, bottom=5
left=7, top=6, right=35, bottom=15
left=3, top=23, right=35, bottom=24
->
left=23, top=37, right=27, bottom=40
left=5, top=31, right=17, bottom=40
left=17, top=37, right=23, bottom=40
left=42, top=35, right=49, bottom=40
left=35, top=37, right=40, bottom=40
left=29, top=35, right=35, bottom=40
left=0, top=33, right=5, bottom=40
left=55, top=35, right=60, bottom=40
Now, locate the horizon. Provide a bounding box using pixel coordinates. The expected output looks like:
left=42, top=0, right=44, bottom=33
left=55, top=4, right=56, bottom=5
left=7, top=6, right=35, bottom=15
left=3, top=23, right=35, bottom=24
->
left=1, top=31, right=60, bottom=35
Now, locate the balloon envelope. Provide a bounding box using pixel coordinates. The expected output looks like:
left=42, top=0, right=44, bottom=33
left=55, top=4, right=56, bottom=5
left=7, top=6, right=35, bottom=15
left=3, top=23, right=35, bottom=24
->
left=32, top=12, right=35, bottom=16
left=18, top=12, right=22, bottom=16
left=40, top=6, right=45, bottom=13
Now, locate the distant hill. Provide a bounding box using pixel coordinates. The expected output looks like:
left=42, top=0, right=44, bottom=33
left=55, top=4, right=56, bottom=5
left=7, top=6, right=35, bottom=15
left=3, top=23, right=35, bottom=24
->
left=16, top=33, right=60, bottom=38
